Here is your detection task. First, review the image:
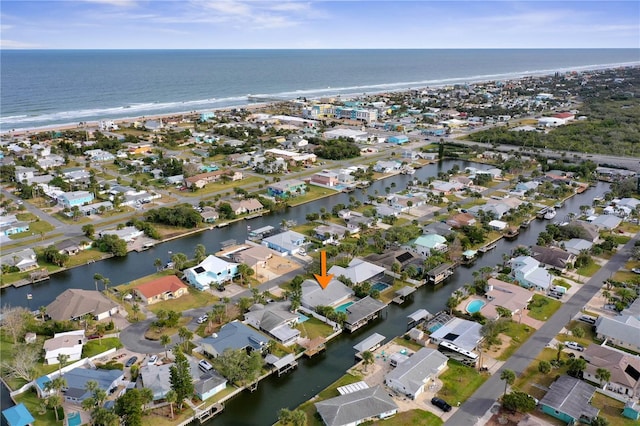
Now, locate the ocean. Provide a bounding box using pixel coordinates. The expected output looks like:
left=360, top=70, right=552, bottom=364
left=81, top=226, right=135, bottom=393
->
left=1, top=49, right=639, bottom=131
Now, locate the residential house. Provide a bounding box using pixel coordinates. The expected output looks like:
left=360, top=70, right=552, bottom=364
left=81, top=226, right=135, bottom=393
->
left=481, top=278, right=533, bottom=320
left=387, top=135, right=409, bottom=145
left=430, top=317, right=482, bottom=352
left=195, top=370, right=228, bottom=401
left=364, top=250, right=425, bottom=275
left=2, top=404, right=35, bottom=426
left=373, top=160, right=401, bottom=173
left=228, top=245, right=273, bottom=269
left=14, top=166, right=36, bottom=183
left=595, top=315, right=640, bottom=353
left=589, top=214, right=623, bottom=231
left=183, top=255, right=239, bottom=291
left=315, top=223, right=353, bottom=244
left=199, top=321, right=268, bottom=358
left=98, top=226, right=143, bottom=243
left=623, top=401, right=640, bottom=421
left=200, top=206, right=219, bottom=223
left=563, top=238, right=593, bottom=255
left=323, top=128, right=369, bottom=142
left=46, top=289, right=119, bottom=321
left=539, top=376, right=600, bottom=424
left=384, top=348, right=448, bottom=399
left=446, top=213, right=476, bottom=228
left=582, top=344, right=640, bottom=398
left=266, top=179, right=307, bottom=199
left=0, top=248, right=38, bottom=271
left=488, top=220, right=508, bottom=231
left=184, top=170, right=243, bottom=189
left=531, top=246, right=576, bottom=271
left=310, top=171, right=339, bottom=188
left=328, top=258, right=385, bottom=285
left=406, top=234, right=447, bottom=257
left=264, top=148, right=316, bottom=166
left=510, top=256, right=553, bottom=291
left=315, top=386, right=398, bottom=426
left=57, top=190, right=94, bottom=208
left=300, top=279, right=354, bottom=310
left=227, top=199, right=263, bottom=216
left=423, top=221, right=454, bottom=237
left=244, top=301, right=301, bottom=346
left=1, top=220, right=29, bottom=236
left=43, top=330, right=85, bottom=365
left=84, top=149, right=115, bottom=162
left=566, top=221, right=600, bottom=242
left=79, top=201, right=113, bottom=216
left=55, top=238, right=92, bottom=256
left=139, top=360, right=201, bottom=401
left=262, top=230, right=305, bottom=256
left=468, top=202, right=509, bottom=220
left=515, top=181, right=540, bottom=193
left=615, top=197, right=640, bottom=211
left=62, top=368, right=123, bottom=403
left=134, top=275, right=189, bottom=305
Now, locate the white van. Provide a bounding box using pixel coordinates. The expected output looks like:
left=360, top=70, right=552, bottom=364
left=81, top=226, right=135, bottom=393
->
left=198, top=359, right=213, bottom=372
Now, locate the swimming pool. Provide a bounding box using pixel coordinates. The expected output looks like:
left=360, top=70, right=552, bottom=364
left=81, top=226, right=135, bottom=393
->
left=67, top=412, right=82, bottom=426
left=298, top=313, right=310, bottom=323
left=466, top=299, right=486, bottom=314
left=371, top=282, right=390, bottom=292
left=335, top=301, right=354, bottom=313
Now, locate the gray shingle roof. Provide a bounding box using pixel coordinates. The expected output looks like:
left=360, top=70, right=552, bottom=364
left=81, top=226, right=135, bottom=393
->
left=46, top=289, right=118, bottom=321
left=540, top=376, right=599, bottom=421
left=315, top=385, right=398, bottom=426
left=384, top=348, right=448, bottom=397
left=595, top=315, right=640, bottom=349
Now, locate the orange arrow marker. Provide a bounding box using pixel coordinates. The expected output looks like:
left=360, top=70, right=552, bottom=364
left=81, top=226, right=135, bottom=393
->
left=314, top=250, right=333, bottom=290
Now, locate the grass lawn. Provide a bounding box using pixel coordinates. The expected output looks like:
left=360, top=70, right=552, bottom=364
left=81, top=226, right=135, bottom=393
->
left=8, top=220, right=55, bottom=240
left=296, top=317, right=334, bottom=340
left=591, top=392, right=639, bottom=426
left=378, top=409, right=443, bottom=426
left=14, top=389, right=62, bottom=426
left=65, top=249, right=108, bottom=268
left=296, top=372, right=364, bottom=426
left=1, top=332, right=60, bottom=390
left=566, top=320, right=598, bottom=343
left=179, top=176, right=264, bottom=197
left=147, top=288, right=218, bottom=314
left=392, top=337, right=427, bottom=352
left=437, top=360, right=486, bottom=404
left=577, top=261, right=601, bottom=277
left=497, top=322, right=536, bottom=361
left=527, top=295, right=562, bottom=321
left=16, top=212, right=37, bottom=221
left=287, top=185, right=339, bottom=207
left=82, top=337, right=123, bottom=358
left=144, top=317, right=192, bottom=340
left=513, top=348, right=565, bottom=399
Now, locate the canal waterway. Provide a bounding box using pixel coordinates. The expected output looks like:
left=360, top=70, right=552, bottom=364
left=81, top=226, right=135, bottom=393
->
left=0, top=162, right=609, bottom=424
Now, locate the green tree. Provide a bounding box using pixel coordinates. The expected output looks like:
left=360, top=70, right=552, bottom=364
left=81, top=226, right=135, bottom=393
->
left=56, top=353, right=70, bottom=377
left=93, top=273, right=103, bottom=292
left=595, top=368, right=611, bottom=388
left=361, top=351, right=374, bottom=372
left=194, top=244, right=207, bottom=263
left=154, top=258, right=162, bottom=272
left=500, top=369, right=516, bottom=398
left=82, top=224, right=95, bottom=238
left=165, top=389, right=177, bottom=419
left=169, top=347, right=194, bottom=410
left=115, top=387, right=144, bottom=426
left=178, top=326, right=193, bottom=352
left=160, top=334, right=171, bottom=360
left=591, top=416, right=610, bottom=426
left=566, top=357, right=587, bottom=377
left=538, top=360, right=551, bottom=374
left=131, top=303, right=140, bottom=321
left=502, top=391, right=537, bottom=413
left=171, top=252, right=188, bottom=270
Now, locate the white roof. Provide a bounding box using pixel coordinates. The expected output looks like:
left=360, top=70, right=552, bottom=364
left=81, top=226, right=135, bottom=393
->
left=328, top=258, right=385, bottom=285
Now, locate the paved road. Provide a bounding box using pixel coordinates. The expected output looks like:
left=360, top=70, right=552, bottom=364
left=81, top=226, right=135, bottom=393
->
left=445, top=233, right=639, bottom=426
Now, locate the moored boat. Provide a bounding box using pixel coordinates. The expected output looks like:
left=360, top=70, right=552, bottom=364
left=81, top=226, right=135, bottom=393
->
left=543, top=208, right=557, bottom=220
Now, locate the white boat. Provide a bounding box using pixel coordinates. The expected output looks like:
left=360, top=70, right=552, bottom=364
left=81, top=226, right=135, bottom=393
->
left=543, top=208, right=557, bottom=220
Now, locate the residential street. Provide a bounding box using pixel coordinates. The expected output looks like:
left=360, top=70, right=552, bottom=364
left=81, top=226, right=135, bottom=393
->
left=445, top=232, right=639, bottom=426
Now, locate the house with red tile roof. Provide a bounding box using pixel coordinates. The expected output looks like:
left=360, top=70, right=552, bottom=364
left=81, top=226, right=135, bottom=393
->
left=134, top=275, right=189, bottom=305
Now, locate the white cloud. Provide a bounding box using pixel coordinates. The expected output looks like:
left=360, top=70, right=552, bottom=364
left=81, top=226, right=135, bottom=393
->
left=82, top=0, right=138, bottom=6
left=0, top=39, right=42, bottom=49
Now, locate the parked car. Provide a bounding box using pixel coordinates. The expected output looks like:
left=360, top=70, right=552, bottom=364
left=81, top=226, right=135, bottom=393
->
left=431, top=397, right=452, bottom=412
left=147, top=355, right=158, bottom=366
left=632, top=268, right=640, bottom=274
left=125, top=356, right=138, bottom=367
left=198, top=359, right=213, bottom=372
left=197, top=314, right=208, bottom=324
left=565, top=341, right=584, bottom=352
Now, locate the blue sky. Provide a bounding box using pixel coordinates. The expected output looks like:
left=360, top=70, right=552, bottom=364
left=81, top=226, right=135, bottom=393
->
left=1, top=1, right=639, bottom=49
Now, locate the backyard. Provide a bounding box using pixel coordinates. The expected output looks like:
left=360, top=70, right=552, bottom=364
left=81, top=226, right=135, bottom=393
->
left=527, top=295, right=562, bottom=321
left=436, top=360, right=486, bottom=404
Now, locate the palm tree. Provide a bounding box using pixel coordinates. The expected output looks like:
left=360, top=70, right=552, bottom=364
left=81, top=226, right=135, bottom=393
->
left=160, top=334, right=171, bottom=360
left=154, top=258, right=162, bottom=272
left=595, top=368, right=611, bottom=389
left=44, top=376, right=67, bottom=422
left=140, top=387, right=154, bottom=412
left=38, top=306, right=47, bottom=321
left=556, top=343, right=564, bottom=362
left=362, top=351, right=374, bottom=372
left=500, top=369, right=516, bottom=398
left=131, top=303, right=140, bottom=321
left=102, top=277, right=111, bottom=292
left=93, top=273, right=103, bottom=291
left=194, top=244, right=207, bottom=263
left=56, top=353, right=69, bottom=377
left=165, top=389, right=177, bottom=419
left=178, top=327, right=193, bottom=351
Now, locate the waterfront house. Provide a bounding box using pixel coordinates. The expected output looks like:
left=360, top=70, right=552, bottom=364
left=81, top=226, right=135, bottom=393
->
left=200, top=206, right=219, bottom=223
left=566, top=221, right=600, bottom=242
left=594, top=315, right=640, bottom=353
left=266, top=179, right=307, bottom=199
left=315, top=223, right=353, bottom=244
left=446, top=213, right=476, bottom=228
left=0, top=248, right=38, bottom=272
left=488, top=220, right=508, bottom=231
left=98, top=226, right=143, bottom=243
left=315, top=385, right=398, bottom=426
left=184, top=255, right=239, bottom=291
left=262, top=230, right=305, bottom=256
left=588, top=214, right=622, bottom=231
left=563, top=238, right=593, bottom=255
left=62, top=368, right=123, bottom=403
left=139, top=363, right=174, bottom=401
left=531, top=246, right=575, bottom=271
left=55, top=238, right=92, bottom=256
left=328, top=258, right=385, bottom=285
left=227, top=199, right=264, bottom=216
left=1, top=404, right=35, bottom=426
left=481, top=278, right=533, bottom=320
left=199, top=321, right=268, bottom=358
left=310, top=171, right=339, bottom=188
left=195, top=370, right=228, bottom=401
left=515, top=181, right=539, bottom=192
left=429, top=317, right=482, bottom=352
left=43, top=330, right=85, bottom=365
left=373, top=160, right=401, bottom=173
left=46, top=289, right=119, bottom=321
left=582, top=344, right=640, bottom=397
left=134, top=275, right=189, bottom=305
left=539, top=376, right=599, bottom=424
left=343, top=296, right=386, bottom=333
left=384, top=348, right=448, bottom=399
left=510, top=256, right=553, bottom=291
left=244, top=301, right=301, bottom=346
left=58, top=190, right=94, bottom=208
left=300, top=279, right=353, bottom=310
left=406, top=234, right=448, bottom=257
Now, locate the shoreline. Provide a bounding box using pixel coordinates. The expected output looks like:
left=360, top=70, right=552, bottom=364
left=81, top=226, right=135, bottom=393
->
left=3, top=61, right=639, bottom=135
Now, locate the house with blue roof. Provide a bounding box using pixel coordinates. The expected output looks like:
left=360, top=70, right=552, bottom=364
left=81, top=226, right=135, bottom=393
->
left=183, top=255, right=239, bottom=291
left=387, top=135, right=409, bottom=145
left=2, top=403, right=35, bottom=426
left=199, top=321, right=269, bottom=358
left=57, top=191, right=94, bottom=208
left=62, top=368, right=124, bottom=403
left=510, top=256, right=552, bottom=291
left=262, top=230, right=305, bottom=256
left=406, top=234, right=448, bottom=257
left=195, top=371, right=228, bottom=401
left=267, top=179, right=307, bottom=199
